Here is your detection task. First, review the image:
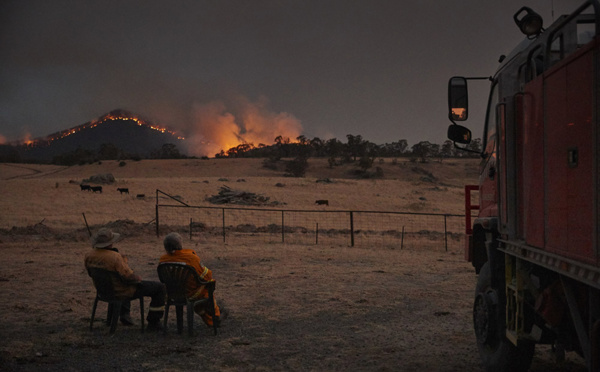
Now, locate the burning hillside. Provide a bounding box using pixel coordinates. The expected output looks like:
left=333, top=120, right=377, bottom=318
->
left=10, top=98, right=304, bottom=162
left=14, top=109, right=185, bottom=162
left=22, top=109, right=184, bottom=148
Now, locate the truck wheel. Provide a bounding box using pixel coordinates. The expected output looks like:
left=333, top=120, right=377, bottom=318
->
left=473, top=262, right=534, bottom=372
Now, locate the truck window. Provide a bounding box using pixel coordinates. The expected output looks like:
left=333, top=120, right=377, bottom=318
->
left=482, top=83, right=499, bottom=157
left=549, top=34, right=564, bottom=66
left=547, top=14, right=595, bottom=68
left=577, top=22, right=594, bottom=46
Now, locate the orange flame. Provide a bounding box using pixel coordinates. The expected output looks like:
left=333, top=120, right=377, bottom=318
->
left=22, top=110, right=184, bottom=147
left=185, top=99, right=302, bottom=157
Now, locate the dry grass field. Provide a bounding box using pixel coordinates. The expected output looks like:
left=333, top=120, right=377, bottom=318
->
left=0, top=158, right=586, bottom=371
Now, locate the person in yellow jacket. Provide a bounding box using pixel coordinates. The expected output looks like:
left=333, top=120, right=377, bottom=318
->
left=159, top=232, right=223, bottom=326
left=85, top=228, right=165, bottom=330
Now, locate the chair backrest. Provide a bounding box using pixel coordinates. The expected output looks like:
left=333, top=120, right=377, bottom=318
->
left=87, top=267, right=121, bottom=301
left=157, top=263, right=214, bottom=302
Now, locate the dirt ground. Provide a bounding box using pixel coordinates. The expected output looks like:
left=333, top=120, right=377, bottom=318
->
left=0, top=228, right=587, bottom=372
left=0, top=159, right=588, bottom=371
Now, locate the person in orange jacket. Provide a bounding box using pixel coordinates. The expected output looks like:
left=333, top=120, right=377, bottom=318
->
left=159, top=232, right=223, bottom=326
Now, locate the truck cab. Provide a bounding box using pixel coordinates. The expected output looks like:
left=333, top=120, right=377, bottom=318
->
left=447, top=1, right=600, bottom=371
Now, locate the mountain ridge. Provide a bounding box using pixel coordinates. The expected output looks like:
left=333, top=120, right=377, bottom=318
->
left=10, top=109, right=185, bottom=162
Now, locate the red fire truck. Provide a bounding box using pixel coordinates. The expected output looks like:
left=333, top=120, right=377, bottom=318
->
left=447, top=1, right=599, bottom=371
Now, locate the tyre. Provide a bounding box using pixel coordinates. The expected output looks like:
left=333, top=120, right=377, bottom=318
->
left=473, top=262, right=534, bottom=372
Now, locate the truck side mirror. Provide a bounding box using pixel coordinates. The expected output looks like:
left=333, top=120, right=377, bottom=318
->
left=448, top=77, right=468, bottom=121
left=448, top=124, right=472, bottom=145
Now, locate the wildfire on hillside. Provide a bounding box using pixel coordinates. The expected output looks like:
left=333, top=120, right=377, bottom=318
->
left=14, top=100, right=303, bottom=158
left=185, top=99, right=303, bottom=157
left=21, top=110, right=184, bottom=147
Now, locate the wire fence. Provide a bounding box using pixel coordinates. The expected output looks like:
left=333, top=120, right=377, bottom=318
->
left=156, top=190, right=466, bottom=251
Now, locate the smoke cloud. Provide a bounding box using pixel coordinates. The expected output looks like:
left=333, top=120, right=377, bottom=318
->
left=183, top=96, right=302, bottom=157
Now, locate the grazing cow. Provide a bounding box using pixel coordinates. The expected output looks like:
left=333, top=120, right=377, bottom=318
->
left=315, top=199, right=329, bottom=206
left=80, top=184, right=91, bottom=191
left=117, top=188, right=129, bottom=194
left=136, top=194, right=145, bottom=199
left=91, top=186, right=103, bottom=193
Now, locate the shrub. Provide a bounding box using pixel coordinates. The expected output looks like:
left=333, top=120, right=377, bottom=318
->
left=285, top=156, right=308, bottom=177
left=358, top=155, right=374, bottom=171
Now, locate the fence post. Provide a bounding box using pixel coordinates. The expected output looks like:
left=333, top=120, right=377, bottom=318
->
left=350, top=211, right=354, bottom=247
left=222, top=208, right=226, bottom=243
left=155, top=204, right=159, bottom=237
left=281, top=211, right=285, bottom=243
left=444, top=215, right=448, bottom=252
left=190, top=218, right=192, bottom=240
left=401, top=226, right=404, bottom=249
left=316, top=223, right=319, bottom=245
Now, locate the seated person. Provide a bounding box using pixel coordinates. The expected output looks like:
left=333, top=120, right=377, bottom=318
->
left=159, top=232, right=223, bottom=326
left=85, top=228, right=166, bottom=330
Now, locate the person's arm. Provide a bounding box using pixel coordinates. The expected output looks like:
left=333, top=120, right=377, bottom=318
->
left=114, top=254, right=142, bottom=283
left=191, top=251, right=213, bottom=281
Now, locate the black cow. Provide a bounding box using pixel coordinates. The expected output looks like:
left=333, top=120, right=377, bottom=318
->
left=117, top=188, right=129, bottom=194
left=91, top=186, right=103, bottom=193
left=315, top=199, right=329, bottom=206
left=80, top=184, right=91, bottom=191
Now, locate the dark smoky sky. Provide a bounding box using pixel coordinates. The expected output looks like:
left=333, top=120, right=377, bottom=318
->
left=0, top=0, right=582, bottom=150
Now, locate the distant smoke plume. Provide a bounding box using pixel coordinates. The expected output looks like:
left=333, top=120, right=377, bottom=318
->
left=183, top=96, right=303, bottom=157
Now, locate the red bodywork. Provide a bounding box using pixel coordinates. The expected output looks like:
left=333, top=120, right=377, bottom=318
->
left=519, top=38, right=597, bottom=265
left=465, top=36, right=599, bottom=268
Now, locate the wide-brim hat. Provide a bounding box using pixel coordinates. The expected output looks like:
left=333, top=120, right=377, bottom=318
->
left=92, top=228, right=122, bottom=248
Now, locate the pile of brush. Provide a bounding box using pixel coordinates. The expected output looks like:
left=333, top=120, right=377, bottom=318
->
left=206, top=185, right=275, bottom=205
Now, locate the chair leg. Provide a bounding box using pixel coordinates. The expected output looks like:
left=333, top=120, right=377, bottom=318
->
left=90, top=297, right=99, bottom=331
left=109, top=302, right=122, bottom=334
left=139, top=297, right=145, bottom=333
left=187, top=302, right=194, bottom=337
left=176, top=305, right=184, bottom=334
left=212, top=304, right=218, bottom=336
left=163, top=303, right=170, bottom=334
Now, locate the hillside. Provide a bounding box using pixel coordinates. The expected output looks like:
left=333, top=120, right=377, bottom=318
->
left=17, top=120, right=183, bottom=162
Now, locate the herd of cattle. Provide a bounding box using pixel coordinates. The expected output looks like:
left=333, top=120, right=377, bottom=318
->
left=79, top=184, right=129, bottom=194
left=79, top=183, right=323, bottom=205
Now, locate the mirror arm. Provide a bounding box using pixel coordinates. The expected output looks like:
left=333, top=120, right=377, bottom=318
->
left=452, top=141, right=482, bottom=155
left=448, top=115, right=458, bottom=125
left=465, top=76, right=493, bottom=81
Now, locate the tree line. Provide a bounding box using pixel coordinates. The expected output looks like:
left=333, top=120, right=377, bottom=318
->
left=0, top=135, right=481, bottom=167
left=215, top=134, right=482, bottom=161
left=0, top=143, right=185, bottom=165
left=215, top=134, right=482, bottom=177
